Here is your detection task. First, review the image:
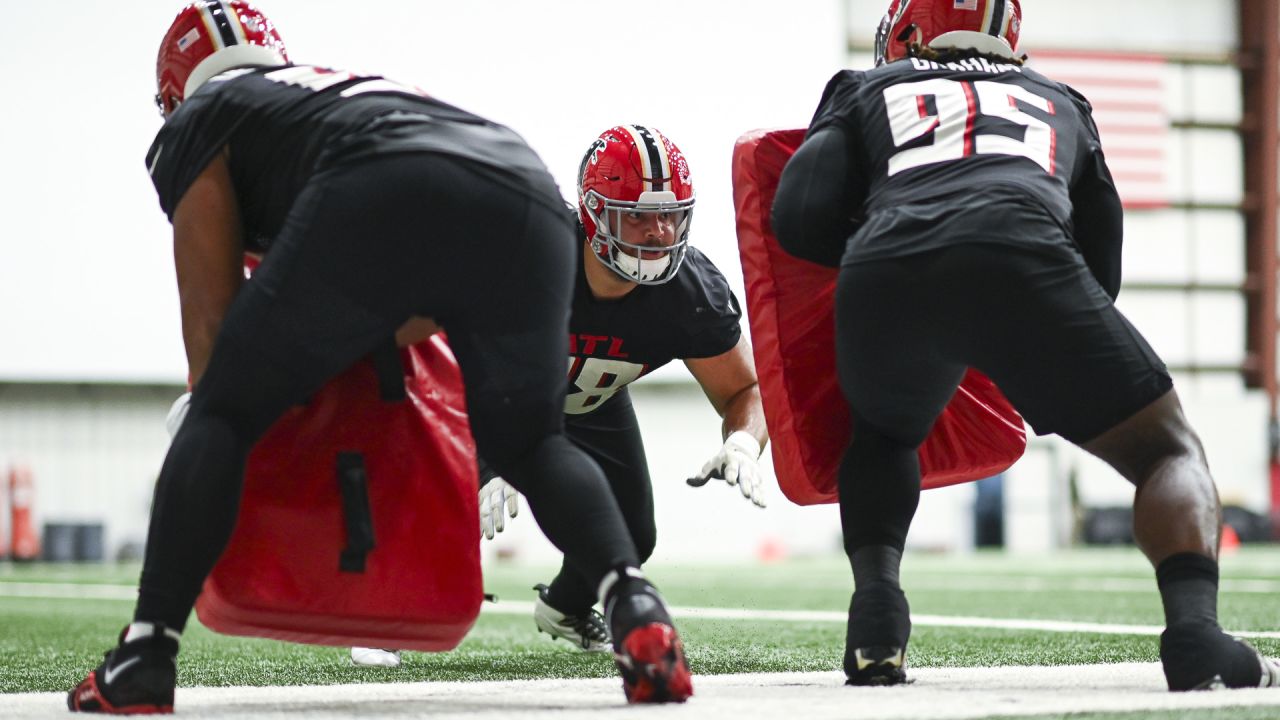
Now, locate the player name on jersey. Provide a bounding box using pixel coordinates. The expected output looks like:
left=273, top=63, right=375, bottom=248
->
left=908, top=57, right=1024, bottom=74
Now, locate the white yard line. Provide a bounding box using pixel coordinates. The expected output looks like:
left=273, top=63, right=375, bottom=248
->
left=3, top=582, right=1279, bottom=640
left=7, top=664, right=1280, bottom=719
left=910, top=576, right=1280, bottom=594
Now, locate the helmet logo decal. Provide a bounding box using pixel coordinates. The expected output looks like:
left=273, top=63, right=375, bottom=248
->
left=675, top=155, right=691, bottom=185
left=578, top=137, right=608, bottom=195
left=954, top=0, right=977, bottom=9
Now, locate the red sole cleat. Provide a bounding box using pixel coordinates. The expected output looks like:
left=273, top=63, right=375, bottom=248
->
left=68, top=672, right=173, bottom=715
left=614, top=623, right=694, bottom=704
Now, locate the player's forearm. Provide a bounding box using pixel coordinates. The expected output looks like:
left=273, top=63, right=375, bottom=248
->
left=175, top=257, right=241, bottom=385
left=172, top=152, right=246, bottom=386
left=1072, top=198, right=1123, bottom=300
left=1070, top=150, right=1124, bottom=299
left=181, top=304, right=230, bottom=386
left=719, top=383, right=768, bottom=451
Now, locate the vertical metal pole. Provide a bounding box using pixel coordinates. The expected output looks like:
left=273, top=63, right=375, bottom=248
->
left=1238, top=0, right=1280, bottom=536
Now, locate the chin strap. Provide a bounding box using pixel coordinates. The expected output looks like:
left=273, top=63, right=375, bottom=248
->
left=613, top=247, right=671, bottom=283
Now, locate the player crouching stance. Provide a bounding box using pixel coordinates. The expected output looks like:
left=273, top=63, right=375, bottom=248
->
left=772, top=0, right=1280, bottom=692
left=68, top=1, right=691, bottom=712
left=476, top=125, right=768, bottom=651
left=357, top=126, right=764, bottom=682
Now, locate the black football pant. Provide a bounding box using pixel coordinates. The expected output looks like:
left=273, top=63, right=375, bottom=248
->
left=835, top=242, right=1171, bottom=557
left=542, top=390, right=655, bottom=614
left=135, top=153, right=638, bottom=631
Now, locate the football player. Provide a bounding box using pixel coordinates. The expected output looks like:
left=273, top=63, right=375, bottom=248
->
left=67, top=2, right=691, bottom=712
left=771, top=0, right=1279, bottom=691
left=353, top=126, right=768, bottom=666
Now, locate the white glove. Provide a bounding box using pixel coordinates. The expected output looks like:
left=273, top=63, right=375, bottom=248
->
left=687, top=430, right=766, bottom=508
left=479, top=477, right=519, bottom=540
left=166, top=392, right=191, bottom=439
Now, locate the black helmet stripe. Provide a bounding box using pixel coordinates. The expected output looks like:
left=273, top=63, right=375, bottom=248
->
left=203, top=1, right=240, bottom=49
left=630, top=125, right=667, bottom=192
left=986, top=0, right=1008, bottom=37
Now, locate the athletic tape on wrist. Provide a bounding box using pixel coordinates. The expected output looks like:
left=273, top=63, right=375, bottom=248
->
left=726, top=430, right=762, bottom=459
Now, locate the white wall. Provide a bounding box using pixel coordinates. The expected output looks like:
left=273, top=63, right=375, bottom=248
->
left=0, top=0, right=846, bottom=383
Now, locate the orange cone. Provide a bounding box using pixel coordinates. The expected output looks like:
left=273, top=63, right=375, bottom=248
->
left=756, top=536, right=787, bottom=564
left=1220, top=523, right=1241, bottom=556
left=9, top=466, right=40, bottom=561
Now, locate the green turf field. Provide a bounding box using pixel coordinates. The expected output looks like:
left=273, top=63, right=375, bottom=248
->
left=2, top=547, right=1278, bottom=720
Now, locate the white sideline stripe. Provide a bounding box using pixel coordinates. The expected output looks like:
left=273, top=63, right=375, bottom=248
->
left=7, top=582, right=1279, bottom=640
left=10, top=664, right=1280, bottom=719
left=0, top=581, right=138, bottom=600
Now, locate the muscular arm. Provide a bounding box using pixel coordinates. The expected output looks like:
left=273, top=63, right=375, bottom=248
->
left=172, top=151, right=243, bottom=385
left=684, top=335, right=768, bottom=450
left=1070, top=148, right=1124, bottom=300
left=771, top=126, right=861, bottom=268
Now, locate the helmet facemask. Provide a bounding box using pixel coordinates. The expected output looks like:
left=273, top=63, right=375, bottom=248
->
left=584, top=189, right=694, bottom=286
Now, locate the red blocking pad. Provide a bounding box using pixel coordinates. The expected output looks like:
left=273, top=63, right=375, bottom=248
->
left=731, top=129, right=1027, bottom=506
left=195, top=335, right=482, bottom=651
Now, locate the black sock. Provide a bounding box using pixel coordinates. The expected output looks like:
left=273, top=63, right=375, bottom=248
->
left=1156, top=552, right=1219, bottom=628
left=543, top=580, right=593, bottom=616
left=850, top=544, right=903, bottom=589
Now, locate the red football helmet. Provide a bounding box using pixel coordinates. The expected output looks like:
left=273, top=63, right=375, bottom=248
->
left=155, top=0, right=288, bottom=116
left=578, top=125, right=695, bottom=286
left=874, top=0, right=1022, bottom=66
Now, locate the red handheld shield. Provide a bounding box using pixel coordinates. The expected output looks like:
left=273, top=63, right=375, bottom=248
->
left=195, top=335, right=481, bottom=651
left=732, top=129, right=1027, bottom=505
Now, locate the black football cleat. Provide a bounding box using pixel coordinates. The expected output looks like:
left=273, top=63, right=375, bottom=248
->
left=844, top=583, right=912, bottom=686
left=1161, top=622, right=1280, bottom=691
left=602, top=569, right=694, bottom=703
left=68, top=627, right=178, bottom=714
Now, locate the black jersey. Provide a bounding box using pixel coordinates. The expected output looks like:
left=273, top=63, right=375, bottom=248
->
left=564, top=222, right=742, bottom=415
left=809, top=55, right=1120, bottom=263
left=146, top=64, right=555, bottom=253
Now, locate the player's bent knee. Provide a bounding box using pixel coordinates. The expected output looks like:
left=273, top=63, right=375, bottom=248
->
left=165, top=412, right=253, bottom=494
left=466, top=391, right=562, bottom=471
left=1081, top=390, right=1208, bottom=485
left=852, top=417, right=926, bottom=456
